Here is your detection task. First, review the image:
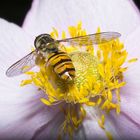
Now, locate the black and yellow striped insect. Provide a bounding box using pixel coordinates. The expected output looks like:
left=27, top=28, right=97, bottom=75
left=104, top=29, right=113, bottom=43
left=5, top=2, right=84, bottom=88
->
left=6, top=32, right=121, bottom=81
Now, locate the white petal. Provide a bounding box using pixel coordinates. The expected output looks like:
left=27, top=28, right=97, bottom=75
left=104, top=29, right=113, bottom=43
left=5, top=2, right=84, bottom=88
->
left=0, top=18, right=34, bottom=70
left=0, top=18, right=34, bottom=104
left=23, top=0, right=140, bottom=39
left=100, top=26, right=140, bottom=139
left=108, top=112, right=140, bottom=140
left=83, top=106, right=108, bottom=139
left=116, top=26, right=140, bottom=129
left=80, top=28, right=140, bottom=139
left=30, top=111, right=64, bottom=140
left=0, top=18, right=33, bottom=104
left=0, top=19, right=59, bottom=139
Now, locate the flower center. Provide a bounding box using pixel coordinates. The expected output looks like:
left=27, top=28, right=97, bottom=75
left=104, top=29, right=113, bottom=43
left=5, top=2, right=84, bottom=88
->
left=20, top=22, right=137, bottom=140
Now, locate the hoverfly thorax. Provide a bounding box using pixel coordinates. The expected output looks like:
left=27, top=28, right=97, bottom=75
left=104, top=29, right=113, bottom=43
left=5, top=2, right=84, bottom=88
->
left=34, top=34, right=58, bottom=53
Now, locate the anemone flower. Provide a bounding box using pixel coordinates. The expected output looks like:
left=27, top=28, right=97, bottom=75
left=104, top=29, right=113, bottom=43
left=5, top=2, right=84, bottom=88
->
left=0, top=0, right=140, bottom=140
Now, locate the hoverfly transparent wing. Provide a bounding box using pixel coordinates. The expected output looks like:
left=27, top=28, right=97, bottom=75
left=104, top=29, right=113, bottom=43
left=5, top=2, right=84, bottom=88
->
left=57, top=32, right=121, bottom=46
left=6, top=51, right=38, bottom=77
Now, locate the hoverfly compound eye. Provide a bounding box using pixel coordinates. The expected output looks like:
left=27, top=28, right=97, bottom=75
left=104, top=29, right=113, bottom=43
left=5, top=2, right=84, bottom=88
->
left=34, top=34, right=54, bottom=49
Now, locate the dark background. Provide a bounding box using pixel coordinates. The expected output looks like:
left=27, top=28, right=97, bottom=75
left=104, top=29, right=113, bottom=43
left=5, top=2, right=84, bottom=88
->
left=134, top=0, right=140, bottom=9
left=0, top=0, right=139, bottom=26
left=0, top=0, right=32, bottom=26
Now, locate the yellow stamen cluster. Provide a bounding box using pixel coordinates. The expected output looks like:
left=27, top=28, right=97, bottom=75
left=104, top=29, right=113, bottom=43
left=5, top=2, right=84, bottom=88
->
left=20, top=22, right=137, bottom=139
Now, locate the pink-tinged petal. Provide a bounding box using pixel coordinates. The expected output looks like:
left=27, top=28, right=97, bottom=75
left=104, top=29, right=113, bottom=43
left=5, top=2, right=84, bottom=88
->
left=30, top=110, right=87, bottom=140
left=103, top=26, right=140, bottom=139
left=83, top=107, right=108, bottom=140
left=23, top=0, right=140, bottom=39
left=65, top=26, right=140, bottom=140
left=0, top=19, right=60, bottom=139
left=121, top=26, right=140, bottom=120
left=108, top=112, right=140, bottom=140
left=29, top=111, right=63, bottom=140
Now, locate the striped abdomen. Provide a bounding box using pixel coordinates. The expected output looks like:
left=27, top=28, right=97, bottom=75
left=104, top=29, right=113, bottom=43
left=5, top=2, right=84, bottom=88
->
left=47, top=51, right=75, bottom=81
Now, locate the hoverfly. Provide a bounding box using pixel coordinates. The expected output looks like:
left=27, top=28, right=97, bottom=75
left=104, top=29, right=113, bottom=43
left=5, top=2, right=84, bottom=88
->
left=6, top=32, right=121, bottom=81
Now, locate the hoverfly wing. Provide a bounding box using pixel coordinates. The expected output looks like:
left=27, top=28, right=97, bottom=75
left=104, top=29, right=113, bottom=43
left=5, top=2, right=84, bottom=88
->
left=6, top=51, right=37, bottom=77
left=58, top=32, right=121, bottom=46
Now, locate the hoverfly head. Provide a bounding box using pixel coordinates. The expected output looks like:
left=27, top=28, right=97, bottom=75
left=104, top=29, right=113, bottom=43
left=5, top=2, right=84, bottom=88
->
left=34, top=34, right=58, bottom=53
